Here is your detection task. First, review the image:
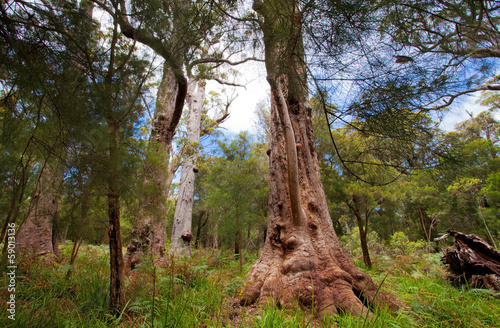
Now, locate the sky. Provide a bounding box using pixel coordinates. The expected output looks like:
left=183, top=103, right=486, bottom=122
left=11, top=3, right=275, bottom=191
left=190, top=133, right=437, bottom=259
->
left=438, top=92, right=498, bottom=131
left=212, top=62, right=496, bottom=135
left=209, top=61, right=269, bottom=134
left=93, top=5, right=497, bottom=137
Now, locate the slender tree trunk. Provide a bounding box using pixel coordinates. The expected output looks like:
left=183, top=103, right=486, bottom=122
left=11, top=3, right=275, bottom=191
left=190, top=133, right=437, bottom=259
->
left=246, top=226, right=251, bottom=250
left=240, top=0, right=397, bottom=318
left=16, top=161, right=64, bottom=256
left=170, top=78, right=205, bottom=255
left=353, top=209, right=372, bottom=269
left=417, top=204, right=430, bottom=242
left=124, top=64, right=187, bottom=271
left=52, top=211, right=61, bottom=258
left=194, top=211, right=208, bottom=249
left=107, top=124, right=125, bottom=313
left=238, top=228, right=243, bottom=272
left=108, top=189, right=125, bottom=312
left=211, top=220, right=219, bottom=249
left=348, top=198, right=373, bottom=269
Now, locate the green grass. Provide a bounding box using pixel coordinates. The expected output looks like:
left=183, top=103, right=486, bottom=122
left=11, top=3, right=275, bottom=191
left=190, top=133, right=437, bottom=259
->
left=1, top=244, right=499, bottom=327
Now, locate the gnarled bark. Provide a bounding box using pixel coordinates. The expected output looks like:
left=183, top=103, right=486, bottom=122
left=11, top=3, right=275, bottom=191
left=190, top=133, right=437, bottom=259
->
left=240, top=0, right=398, bottom=318
left=17, top=161, right=63, bottom=257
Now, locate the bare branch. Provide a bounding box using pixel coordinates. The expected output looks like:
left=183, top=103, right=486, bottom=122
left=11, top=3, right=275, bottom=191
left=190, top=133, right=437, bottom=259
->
left=191, top=56, right=264, bottom=67
left=431, top=84, right=500, bottom=111
left=212, top=77, right=246, bottom=89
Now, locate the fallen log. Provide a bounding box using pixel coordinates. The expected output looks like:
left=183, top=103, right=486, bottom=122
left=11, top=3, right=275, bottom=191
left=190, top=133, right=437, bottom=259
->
left=435, top=230, right=500, bottom=295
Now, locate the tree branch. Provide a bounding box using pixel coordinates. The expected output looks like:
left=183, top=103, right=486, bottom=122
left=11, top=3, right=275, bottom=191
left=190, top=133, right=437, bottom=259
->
left=191, top=56, right=264, bottom=67
left=212, top=77, right=247, bottom=89
left=430, top=84, right=500, bottom=111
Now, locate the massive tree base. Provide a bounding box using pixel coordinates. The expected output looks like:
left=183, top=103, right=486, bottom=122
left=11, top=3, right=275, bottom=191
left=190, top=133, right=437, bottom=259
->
left=238, top=78, right=399, bottom=318
left=124, top=221, right=165, bottom=274
left=240, top=231, right=399, bottom=318
left=242, top=0, right=400, bottom=319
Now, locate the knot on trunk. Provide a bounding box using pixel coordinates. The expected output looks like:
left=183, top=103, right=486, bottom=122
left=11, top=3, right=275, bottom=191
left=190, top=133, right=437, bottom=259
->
left=270, top=222, right=285, bottom=247
left=181, top=230, right=193, bottom=243
left=281, top=256, right=316, bottom=275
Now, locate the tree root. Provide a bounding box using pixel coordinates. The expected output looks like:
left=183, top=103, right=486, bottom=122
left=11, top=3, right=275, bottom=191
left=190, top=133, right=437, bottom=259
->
left=241, top=255, right=398, bottom=320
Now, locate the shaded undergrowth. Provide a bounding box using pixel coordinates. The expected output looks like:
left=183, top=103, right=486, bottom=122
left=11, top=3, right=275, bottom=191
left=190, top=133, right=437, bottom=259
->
left=1, top=242, right=499, bottom=327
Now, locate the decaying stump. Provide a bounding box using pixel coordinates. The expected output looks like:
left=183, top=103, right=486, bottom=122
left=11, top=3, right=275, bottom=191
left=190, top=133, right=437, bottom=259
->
left=437, top=230, right=500, bottom=295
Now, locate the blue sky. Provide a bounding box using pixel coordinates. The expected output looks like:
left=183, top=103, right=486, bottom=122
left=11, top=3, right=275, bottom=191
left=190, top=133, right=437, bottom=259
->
left=215, top=61, right=496, bottom=135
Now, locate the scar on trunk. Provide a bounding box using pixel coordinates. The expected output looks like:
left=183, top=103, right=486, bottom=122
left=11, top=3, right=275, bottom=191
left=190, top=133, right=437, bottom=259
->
left=270, top=222, right=286, bottom=246
left=181, top=230, right=193, bottom=244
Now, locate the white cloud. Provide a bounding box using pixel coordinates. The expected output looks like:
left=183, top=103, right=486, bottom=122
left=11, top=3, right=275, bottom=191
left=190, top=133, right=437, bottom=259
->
left=208, top=61, right=269, bottom=134
left=438, top=92, right=497, bottom=131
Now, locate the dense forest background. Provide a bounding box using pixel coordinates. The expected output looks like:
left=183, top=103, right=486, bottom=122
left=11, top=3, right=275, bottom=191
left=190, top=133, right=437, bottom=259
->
left=1, top=0, right=500, bottom=327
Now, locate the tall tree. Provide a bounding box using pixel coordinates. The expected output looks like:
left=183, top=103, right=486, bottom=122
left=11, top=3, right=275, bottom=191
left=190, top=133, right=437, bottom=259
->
left=170, top=78, right=206, bottom=255
left=0, top=0, right=95, bottom=258
left=239, top=0, right=396, bottom=317
left=95, top=0, right=242, bottom=267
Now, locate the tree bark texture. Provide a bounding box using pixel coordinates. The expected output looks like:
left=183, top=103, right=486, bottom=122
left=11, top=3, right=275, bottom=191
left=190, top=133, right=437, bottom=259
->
left=440, top=230, right=500, bottom=293
left=108, top=188, right=125, bottom=312
left=357, top=218, right=372, bottom=270
left=240, top=0, right=397, bottom=317
left=124, top=64, right=187, bottom=272
left=194, top=210, right=208, bottom=249
left=170, top=78, right=205, bottom=255
left=16, top=162, right=63, bottom=256
left=107, top=123, right=126, bottom=312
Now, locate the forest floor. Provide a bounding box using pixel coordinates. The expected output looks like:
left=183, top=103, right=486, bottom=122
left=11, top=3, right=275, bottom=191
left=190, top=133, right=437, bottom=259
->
left=1, top=242, right=500, bottom=327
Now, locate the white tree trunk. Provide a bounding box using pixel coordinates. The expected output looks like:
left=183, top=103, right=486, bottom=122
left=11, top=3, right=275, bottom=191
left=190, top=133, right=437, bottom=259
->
left=170, top=79, right=205, bottom=255
left=124, top=64, right=186, bottom=272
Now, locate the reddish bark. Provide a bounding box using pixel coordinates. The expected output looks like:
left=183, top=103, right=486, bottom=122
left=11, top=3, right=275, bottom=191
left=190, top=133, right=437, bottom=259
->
left=16, top=162, right=63, bottom=257
left=240, top=0, right=398, bottom=318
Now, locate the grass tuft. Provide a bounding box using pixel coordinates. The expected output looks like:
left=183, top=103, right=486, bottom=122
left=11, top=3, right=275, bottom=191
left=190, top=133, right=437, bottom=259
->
left=1, top=244, right=499, bottom=327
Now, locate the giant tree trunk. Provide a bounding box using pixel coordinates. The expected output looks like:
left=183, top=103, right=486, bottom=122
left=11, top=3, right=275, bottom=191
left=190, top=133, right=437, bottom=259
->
left=16, top=161, right=63, bottom=257
left=240, top=0, right=397, bottom=318
left=170, top=78, right=205, bottom=255
left=124, top=64, right=186, bottom=272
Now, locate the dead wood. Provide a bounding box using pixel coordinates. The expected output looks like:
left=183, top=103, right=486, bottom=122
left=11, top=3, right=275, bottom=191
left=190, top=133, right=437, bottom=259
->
left=437, top=230, right=500, bottom=295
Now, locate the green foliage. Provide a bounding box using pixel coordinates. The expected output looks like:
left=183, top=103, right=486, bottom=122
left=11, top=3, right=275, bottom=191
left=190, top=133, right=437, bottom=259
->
left=485, top=172, right=500, bottom=204
left=389, top=231, right=427, bottom=256
left=340, top=227, right=384, bottom=260
left=2, top=243, right=500, bottom=327
left=194, top=132, right=269, bottom=252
